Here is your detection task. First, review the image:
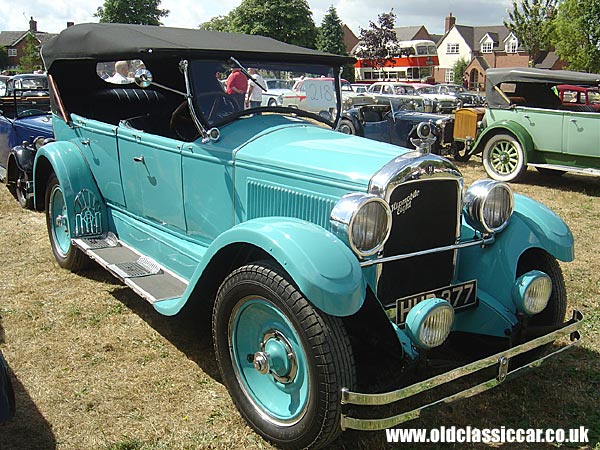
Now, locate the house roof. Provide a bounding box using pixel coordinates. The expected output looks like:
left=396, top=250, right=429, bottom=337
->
left=42, top=23, right=356, bottom=70
left=393, top=26, right=426, bottom=41
left=534, top=51, right=560, bottom=69
left=444, top=24, right=519, bottom=52
left=0, top=30, right=57, bottom=47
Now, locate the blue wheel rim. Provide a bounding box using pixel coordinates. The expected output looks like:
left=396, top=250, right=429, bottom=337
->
left=49, top=185, right=70, bottom=256
left=229, top=296, right=310, bottom=425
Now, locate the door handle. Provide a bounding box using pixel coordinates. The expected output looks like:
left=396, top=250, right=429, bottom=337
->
left=81, top=138, right=90, bottom=146
left=570, top=118, right=577, bottom=123
left=133, top=156, right=145, bottom=163
left=523, top=115, right=530, bottom=119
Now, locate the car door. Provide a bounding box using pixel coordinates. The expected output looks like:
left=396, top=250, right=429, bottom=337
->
left=562, top=110, right=600, bottom=158
left=516, top=106, right=564, bottom=154
left=117, top=125, right=186, bottom=230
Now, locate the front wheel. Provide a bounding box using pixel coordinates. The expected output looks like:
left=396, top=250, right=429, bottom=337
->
left=15, top=170, right=33, bottom=209
left=45, top=173, right=88, bottom=271
left=338, top=118, right=357, bottom=135
left=213, top=262, right=355, bottom=450
left=482, top=133, right=527, bottom=182
left=453, top=142, right=471, bottom=162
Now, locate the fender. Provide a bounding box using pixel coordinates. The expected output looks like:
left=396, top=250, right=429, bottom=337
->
left=471, top=120, right=535, bottom=157
left=154, top=217, right=366, bottom=318
left=9, top=144, right=36, bottom=173
left=340, top=112, right=364, bottom=137
left=455, top=193, right=573, bottom=336
left=33, top=140, right=107, bottom=236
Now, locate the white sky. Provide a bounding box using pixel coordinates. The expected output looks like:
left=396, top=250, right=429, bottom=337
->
left=0, top=0, right=513, bottom=37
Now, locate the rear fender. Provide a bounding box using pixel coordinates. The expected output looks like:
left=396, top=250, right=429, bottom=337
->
left=33, top=141, right=106, bottom=236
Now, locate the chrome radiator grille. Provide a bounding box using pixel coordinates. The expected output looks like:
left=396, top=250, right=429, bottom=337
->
left=377, top=178, right=461, bottom=304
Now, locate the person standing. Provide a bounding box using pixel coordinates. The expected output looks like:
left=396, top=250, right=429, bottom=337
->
left=226, top=68, right=248, bottom=110
left=108, top=61, right=131, bottom=84
left=246, top=68, right=265, bottom=108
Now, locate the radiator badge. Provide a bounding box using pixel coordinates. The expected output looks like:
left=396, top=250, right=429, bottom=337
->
left=391, top=189, right=420, bottom=215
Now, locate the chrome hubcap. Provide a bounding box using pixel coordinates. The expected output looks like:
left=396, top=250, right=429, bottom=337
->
left=251, top=330, right=298, bottom=384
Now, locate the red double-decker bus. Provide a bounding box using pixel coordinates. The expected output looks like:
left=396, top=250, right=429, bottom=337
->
left=354, top=40, right=439, bottom=83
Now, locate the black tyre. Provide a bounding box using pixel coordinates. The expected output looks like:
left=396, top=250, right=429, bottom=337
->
left=15, top=171, right=33, bottom=209
left=45, top=173, right=89, bottom=271
left=453, top=142, right=471, bottom=162
left=338, top=118, right=357, bottom=135
left=268, top=98, right=277, bottom=107
left=482, top=133, right=527, bottom=182
left=213, top=262, right=356, bottom=450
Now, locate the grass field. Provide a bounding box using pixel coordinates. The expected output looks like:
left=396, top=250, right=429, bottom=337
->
left=0, top=159, right=598, bottom=450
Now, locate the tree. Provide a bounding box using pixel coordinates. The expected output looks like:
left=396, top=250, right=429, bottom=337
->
left=95, top=0, right=169, bottom=25
left=553, top=0, right=600, bottom=72
left=229, top=0, right=317, bottom=48
left=317, top=6, right=346, bottom=55
left=452, top=57, right=469, bottom=84
left=504, top=0, right=557, bottom=66
left=199, top=14, right=234, bottom=32
left=18, top=33, right=43, bottom=73
left=355, top=11, right=398, bottom=71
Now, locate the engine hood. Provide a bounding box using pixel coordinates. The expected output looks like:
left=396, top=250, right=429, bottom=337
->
left=15, top=114, right=53, bottom=137
left=234, top=123, right=411, bottom=188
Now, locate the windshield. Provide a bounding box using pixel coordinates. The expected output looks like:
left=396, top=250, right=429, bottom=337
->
left=188, top=60, right=340, bottom=127
left=265, top=79, right=293, bottom=90
left=588, top=90, right=600, bottom=103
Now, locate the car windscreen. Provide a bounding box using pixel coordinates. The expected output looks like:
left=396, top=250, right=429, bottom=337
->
left=188, top=60, right=339, bottom=127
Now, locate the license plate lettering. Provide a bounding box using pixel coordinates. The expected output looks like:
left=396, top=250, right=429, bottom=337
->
left=395, top=280, right=477, bottom=325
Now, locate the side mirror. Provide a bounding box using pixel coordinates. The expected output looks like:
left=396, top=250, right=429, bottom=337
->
left=134, top=69, right=153, bottom=88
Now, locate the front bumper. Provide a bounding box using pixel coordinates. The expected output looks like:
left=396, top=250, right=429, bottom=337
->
left=340, top=310, right=583, bottom=431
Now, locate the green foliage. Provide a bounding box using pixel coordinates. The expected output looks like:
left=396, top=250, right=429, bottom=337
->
left=317, top=6, right=346, bottom=55
left=95, top=0, right=169, bottom=25
left=355, top=11, right=397, bottom=69
left=199, top=15, right=234, bottom=32
left=504, top=0, right=556, bottom=65
left=228, top=0, right=317, bottom=48
left=18, top=33, right=42, bottom=73
left=554, top=0, right=600, bottom=73
left=452, top=57, right=469, bottom=84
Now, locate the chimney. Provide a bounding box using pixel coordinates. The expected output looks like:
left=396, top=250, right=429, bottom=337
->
left=445, top=12, right=456, bottom=34
left=29, top=16, right=37, bottom=33
left=67, top=21, right=74, bottom=27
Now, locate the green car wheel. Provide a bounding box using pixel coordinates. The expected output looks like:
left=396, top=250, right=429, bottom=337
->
left=482, top=133, right=527, bottom=182
left=213, top=262, right=355, bottom=450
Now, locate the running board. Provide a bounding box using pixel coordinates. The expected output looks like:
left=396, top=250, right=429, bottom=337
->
left=73, top=233, right=188, bottom=304
left=530, top=163, right=600, bottom=177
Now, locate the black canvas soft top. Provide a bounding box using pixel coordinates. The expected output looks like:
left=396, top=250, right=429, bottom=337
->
left=42, top=23, right=356, bottom=70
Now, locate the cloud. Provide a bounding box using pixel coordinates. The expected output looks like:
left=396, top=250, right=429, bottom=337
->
left=0, top=0, right=513, bottom=37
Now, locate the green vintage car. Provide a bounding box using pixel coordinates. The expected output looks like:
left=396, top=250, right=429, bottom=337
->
left=33, top=24, right=582, bottom=449
left=453, top=68, right=600, bottom=181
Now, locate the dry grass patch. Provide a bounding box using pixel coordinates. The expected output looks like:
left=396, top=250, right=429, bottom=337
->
left=0, top=158, right=598, bottom=449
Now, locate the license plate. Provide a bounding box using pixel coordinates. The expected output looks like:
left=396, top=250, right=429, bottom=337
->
left=395, top=280, right=477, bottom=325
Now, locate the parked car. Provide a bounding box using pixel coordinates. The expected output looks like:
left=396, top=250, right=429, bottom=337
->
left=430, top=83, right=484, bottom=107
left=366, top=81, right=434, bottom=112
left=339, top=100, right=456, bottom=156
left=4, top=73, right=48, bottom=97
left=556, top=84, right=600, bottom=111
left=0, top=75, right=9, bottom=96
left=351, top=83, right=369, bottom=94
left=35, top=24, right=582, bottom=450
left=0, top=350, right=15, bottom=423
left=260, top=78, right=294, bottom=107
left=412, top=83, right=460, bottom=113
left=454, top=68, right=600, bottom=181
left=0, top=85, right=52, bottom=208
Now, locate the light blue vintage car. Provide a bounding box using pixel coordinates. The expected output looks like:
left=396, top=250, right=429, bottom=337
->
left=35, top=24, right=582, bottom=449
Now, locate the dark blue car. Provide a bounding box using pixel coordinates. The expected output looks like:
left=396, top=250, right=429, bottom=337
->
left=338, top=101, right=457, bottom=157
left=0, top=350, right=15, bottom=422
left=0, top=76, right=53, bottom=208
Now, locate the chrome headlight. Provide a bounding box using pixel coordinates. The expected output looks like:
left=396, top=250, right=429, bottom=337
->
left=330, top=193, right=392, bottom=257
left=512, top=270, right=552, bottom=315
left=463, top=179, right=514, bottom=234
left=405, top=299, right=454, bottom=349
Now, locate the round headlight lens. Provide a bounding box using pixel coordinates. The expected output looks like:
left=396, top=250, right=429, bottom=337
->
left=513, top=270, right=552, bottom=315
left=463, top=180, right=514, bottom=234
left=405, top=299, right=454, bottom=350
left=330, top=193, right=392, bottom=257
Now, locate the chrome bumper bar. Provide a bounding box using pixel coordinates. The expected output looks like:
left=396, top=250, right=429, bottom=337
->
left=340, top=310, right=583, bottom=431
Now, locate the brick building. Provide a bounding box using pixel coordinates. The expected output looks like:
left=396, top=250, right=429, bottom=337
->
left=0, top=17, right=58, bottom=72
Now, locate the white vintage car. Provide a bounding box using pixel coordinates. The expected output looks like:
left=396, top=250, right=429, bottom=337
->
left=413, top=82, right=460, bottom=113
left=260, top=78, right=294, bottom=106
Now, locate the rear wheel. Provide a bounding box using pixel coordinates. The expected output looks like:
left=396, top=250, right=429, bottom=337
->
left=45, top=173, right=88, bottom=271
left=213, top=262, right=355, bottom=450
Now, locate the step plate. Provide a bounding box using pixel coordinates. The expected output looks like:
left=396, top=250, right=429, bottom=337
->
left=110, top=256, right=162, bottom=279
left=76, top=232, right=119, bottom=250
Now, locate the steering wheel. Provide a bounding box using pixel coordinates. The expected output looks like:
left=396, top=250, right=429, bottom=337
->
left=195, top=92, right=238, bottom=123
left=170, top=100, right=200, bottom=141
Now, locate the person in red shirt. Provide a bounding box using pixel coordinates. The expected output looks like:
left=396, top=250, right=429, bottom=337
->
left=226, top=68, right=248, bottom=110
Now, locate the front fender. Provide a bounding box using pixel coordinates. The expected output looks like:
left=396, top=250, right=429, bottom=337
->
left=33, top=140, right=107, bottom=235
left=10, top=144, right=36, bottom=173
left=456, top=193, right=573, bottom=336
left=472, top=120, right=534, bottom=157
left=155, top=217, right=366, bottom=317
